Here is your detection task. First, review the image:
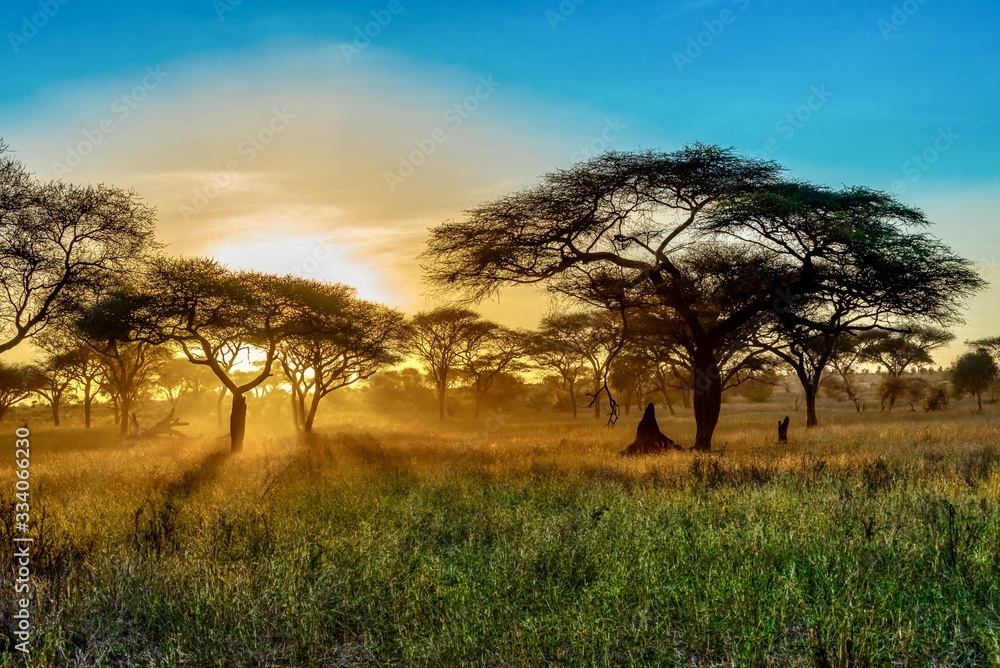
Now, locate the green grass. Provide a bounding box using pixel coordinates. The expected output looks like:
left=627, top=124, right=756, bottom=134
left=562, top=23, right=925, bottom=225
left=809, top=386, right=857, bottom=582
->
left=1, top=404, right=999, bottom=666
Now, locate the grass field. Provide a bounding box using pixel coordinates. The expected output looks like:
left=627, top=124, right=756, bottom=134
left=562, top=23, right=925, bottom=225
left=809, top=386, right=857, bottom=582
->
left=1, top=401, right=999, bottom=666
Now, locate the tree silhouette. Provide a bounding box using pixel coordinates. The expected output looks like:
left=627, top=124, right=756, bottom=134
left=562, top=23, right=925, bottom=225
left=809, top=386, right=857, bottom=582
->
left=0, top=362, right=40, bottom=421
left=407, top=307, right=485, bottom=420
left=0, top=143, right=157, bottom=353
left=951, top=349, right=998, bottom=413
left=457, top=322, right=528, bottom=418
left=278, top=282, right=405, bottom=433
left=144, top=258, right=305, bottom=453
left=424, top=145, right=983, bottom=449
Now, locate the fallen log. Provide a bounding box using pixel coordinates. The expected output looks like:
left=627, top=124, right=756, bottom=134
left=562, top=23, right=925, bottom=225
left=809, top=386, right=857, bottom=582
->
left=619, top=403, right=681, bottom=456
left=139, top=408, right=190, bottom=439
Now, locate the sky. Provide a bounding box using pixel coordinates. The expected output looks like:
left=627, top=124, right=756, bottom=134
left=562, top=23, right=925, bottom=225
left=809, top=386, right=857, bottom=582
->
left=1, top=0, right=998, bottom=360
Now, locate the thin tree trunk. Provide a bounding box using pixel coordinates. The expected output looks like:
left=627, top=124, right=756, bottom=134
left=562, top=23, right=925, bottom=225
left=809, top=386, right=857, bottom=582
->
left=51, top=396, right=60, bottom=427
left=304, top=389, right=323, bottom=433
left=437, top=383, right=446, bottom=420
left=230, top=393, right=247, bottom=453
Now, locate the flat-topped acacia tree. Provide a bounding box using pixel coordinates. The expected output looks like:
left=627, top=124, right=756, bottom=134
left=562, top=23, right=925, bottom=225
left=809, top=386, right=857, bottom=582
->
left=423, top=144, right=983, bottom=450
left=145, top=258, right=309, bottom=453
left=277, top=283, right=406, bottom=433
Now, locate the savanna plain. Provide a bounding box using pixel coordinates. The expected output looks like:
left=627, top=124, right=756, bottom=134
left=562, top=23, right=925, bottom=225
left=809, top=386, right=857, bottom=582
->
left=2, top=395, right=999, bottom=668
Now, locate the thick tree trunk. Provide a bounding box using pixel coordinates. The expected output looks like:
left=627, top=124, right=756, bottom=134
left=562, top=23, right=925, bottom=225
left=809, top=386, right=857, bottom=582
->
left=437, top=383, right=446, bottom=420
left=977, top=392, right=983, bottom=413
left=230, top=393, right=247, bottom=453
left=83, top=380, right=93, bottom=428
left=118, top=395, right=131, bottom=437
left=51, top=397, right=60, bottom=427
left=691, top=351, right=722, bottom=451
left=568, top=380, right=577, bottom=419
left=803, top=384, right=819, bottom=428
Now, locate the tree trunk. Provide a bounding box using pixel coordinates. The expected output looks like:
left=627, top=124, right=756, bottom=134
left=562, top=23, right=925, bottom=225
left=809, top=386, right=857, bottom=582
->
left=691, top=350, right=721, bottom=451
left=290, top=390, right=302, bottom=431
left=593, top=379, right=602, bottom=419
left=804, top=384, right=818, bottom=428
left=230, top=393, right=247, bottom=453
left=51, top=396, right=61, bottom=427
left=977, top=391, right=983, bottom=413
left=83, top=380, right=93, bottom=428
left=568, top=379, right=577, bottom=419
left=304, top=390, right=322, bottom=433
left=474, top=390, right=483, bottom=419
left=437, top=383, right=446, bottom=420
left=118, top=395, right=131, bottom=437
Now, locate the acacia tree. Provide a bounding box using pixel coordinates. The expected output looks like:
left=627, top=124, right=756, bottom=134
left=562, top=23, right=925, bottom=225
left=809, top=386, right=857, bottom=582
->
left=533, top=311, right=625, bottom=419
left=406, top=307, right=488, bottom=420
left=0, top=363, right=39, bottom=421
left=457, top=322, right=528, bottom=418
left=32, top=352, right=78, bottom=426
left=527, top=331, right=587, bottom=418
left=952, top=349, right=998, bottom=413
left=424, top=145, right=984, bottom=449
left=144, top=258, right=305, bottom=453
left=77, top=289, right=166, bottom=435
left=278, top=283, right=405, bottom=433
left=0, top=142, right=158, bottom=353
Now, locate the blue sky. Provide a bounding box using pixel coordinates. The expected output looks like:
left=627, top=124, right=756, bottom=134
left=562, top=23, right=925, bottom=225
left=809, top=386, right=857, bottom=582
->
left=1, top=0, right=998, bottom=347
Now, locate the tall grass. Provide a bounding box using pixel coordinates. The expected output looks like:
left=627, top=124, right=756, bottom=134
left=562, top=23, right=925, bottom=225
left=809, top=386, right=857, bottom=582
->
left=1, top=404, right=999, bottom=666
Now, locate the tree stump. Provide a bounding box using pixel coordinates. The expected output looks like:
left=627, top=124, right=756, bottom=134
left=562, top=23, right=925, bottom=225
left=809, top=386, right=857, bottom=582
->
left=619, top=403, right=681, bottom=456
left=777, top=416, right=790, bottom=443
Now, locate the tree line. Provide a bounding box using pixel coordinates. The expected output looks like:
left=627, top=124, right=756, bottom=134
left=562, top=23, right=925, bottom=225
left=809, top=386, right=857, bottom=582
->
left=1, top=140, right=992, bottom=452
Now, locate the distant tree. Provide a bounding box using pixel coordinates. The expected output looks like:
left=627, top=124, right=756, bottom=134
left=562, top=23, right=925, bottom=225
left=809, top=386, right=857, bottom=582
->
left=527, top=331, right=588, bottom=419
left=457, top=322, right=528, bottom=418
left=278, top=283, right=406, bottom=433
left=0, top=362, right=40, bottom=421
left=424, top=145, right=983, bottom=449
left=77, top=289, right=166, bottom=434
left=860, top=326, right=954, bottom=410
left=32, top=352, right=79, bottom=426
left=951, top=349, right=998, bottom=413
left=0, top=142, right=158, bottom=353
left=859, top=326, right=954, bottom=378
left=534, top=310, right=626, bottom=420
left=407, top=307, right=485, bottom=420
left=967, top=336, right=1000, bottom=365
left=36, top=330, right=106, bottom=428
